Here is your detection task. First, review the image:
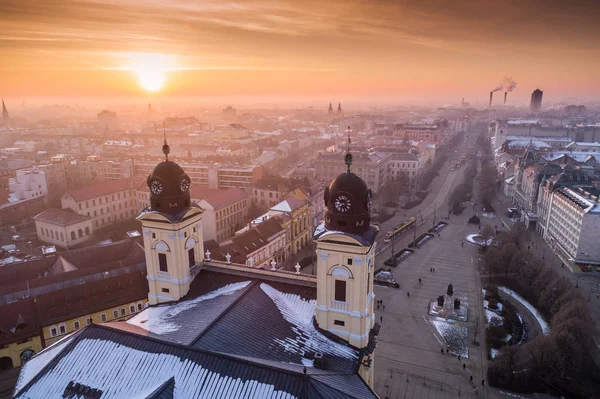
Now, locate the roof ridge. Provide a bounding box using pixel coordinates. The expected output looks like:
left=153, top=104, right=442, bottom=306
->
left=189, top=280, right=258, bottom=344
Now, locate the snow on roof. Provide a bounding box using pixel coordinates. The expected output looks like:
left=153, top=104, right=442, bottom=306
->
left=127, top=281, right=251, bottom=335
left=16, top=333, right=77, bottom=393
left=260, top=283, right=358, bottom=361
left=16, top=336, right=296, bottom=399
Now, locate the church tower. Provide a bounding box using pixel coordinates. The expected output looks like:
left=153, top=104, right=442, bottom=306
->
left=313, top=131, right=379, bottom=386
left=2, top=99, right=9, bottom=119
left=138, top=135, right=204, bottom=305
left=336, top=102, right=343, bottom=117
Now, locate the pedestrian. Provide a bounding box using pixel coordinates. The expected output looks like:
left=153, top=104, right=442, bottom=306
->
left=380, top=316, right=383, bottom=323
left=446, top=348, right=449, bottom=354
left=377, top=304, right=380, bottom=310
left=407, top=292, right=410, bottom=297
left=441, top=348, right=444, bottom=354
left=463, top=364, right=466, bottom=370
left=433, top=268, right=435, bottom=273
left=383, top=305, right=386, bottom=311
left=418, top=278, right=422, bottom=284
left=458, top=355, right=461, bottom=361
left=469, top=376, right=473, bottom=382
left=461, top=242, right=464, bottom=247
left=438, top=233, right=440, bottom=238
left=482, top=379, right=485, bottom=386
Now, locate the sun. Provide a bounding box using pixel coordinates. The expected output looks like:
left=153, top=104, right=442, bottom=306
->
left=128, top=53, right=173, bottom=92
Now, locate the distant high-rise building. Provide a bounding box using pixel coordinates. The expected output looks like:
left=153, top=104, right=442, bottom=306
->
left=2, top=99, right=8, bottom=119
left=530, top=89, right=543, bottom=113
left=97, top=110, right=117, bottom=130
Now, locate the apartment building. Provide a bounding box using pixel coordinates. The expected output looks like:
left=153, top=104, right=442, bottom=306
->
left=61, top=177, right=144, bottom=230
left=133, top=160, right=263, bottom=193
left=392, top=123, right=446, bottom=143
left=543, top=186, right=600, bottom=272
left=193, top=186, right=249, bottom=242
left=315, top=151, right=391, bottom=194
left=268, top=196, right=311, bottom=256
left=8, top=167, right=48, bottom=202
left=0, top=240, right=147, bottom=369
left=33, top=209, right=93, bottom=248
left=389, top=153, right=420, bottom=182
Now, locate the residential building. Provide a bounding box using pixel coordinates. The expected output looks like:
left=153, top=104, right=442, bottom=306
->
left=252, top=175, right=293, bottom=208
left=269, top=196, right=311, bottom=256
left=392, top=123, right=446, bottom=143
left=38, top=159, right=68, bottom=206
left=0, top=196, right=46, bottom=225
left=8, top=167, right=48, bottom=202
left=33, top=209, right=93, bottom=248
left=542, top=186, right=600, bottom=272
left=133, top=160, right=263, bottom=193
left=0, top=240, right=147, bottom=369
left=389, top=153, right=420, bottom=182
left=61, top=177, right=144, bottom=230
left=193, top=186, right=249, bottom=243
left=315, top=151, right=391, bottom=194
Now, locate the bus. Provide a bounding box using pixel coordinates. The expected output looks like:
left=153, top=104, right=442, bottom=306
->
left=384, top=217, right=417, bottom=243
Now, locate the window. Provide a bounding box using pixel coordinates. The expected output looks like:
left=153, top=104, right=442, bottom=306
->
left=85, top=201, right=89, bottom=208
left=158, top=253, right=168, bottom=272
left=112, top=310, right=119, bottom=319
left=92, top=199, right=96, bottom=206
left=137, top=303, right=143, bottom=311
left=60, top=232, right=64, bottom=241
left=85, top=226, right=90, bottom=236
left=86, top=317, right=92, bottom=325
left=59, top=324, right=66, bottom=335
left=50, top=326, right=58, bottom=337
left=130, top=305, right=136, bottom=313
left=161, top=288, right=170, bottom=293
left=78, top=203, right=82, bottom=210
left=101, top=313, right=107, bottom=322
left=347, top=258, right=353, bottom=266
left=334, top=320, right=345, bottom=326
left=152, top=232, right=156, bottom=239
left=78, top=229, right=83, bottom=238
left=73, top=321, right=80, bottom=330
left=120, top=308, right=126, bottom=316
left=100, top=208, right=103, bottom=215
left=188, top=248, right=195, bottom=268
left=71, top=231, right=76, bottom=240
left=334, top=280, right=347, bottom=302
left=94, top=210, right=97, bottom=217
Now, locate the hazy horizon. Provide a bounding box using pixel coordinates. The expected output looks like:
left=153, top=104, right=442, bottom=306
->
left=1, top=0, right=599, bottom=105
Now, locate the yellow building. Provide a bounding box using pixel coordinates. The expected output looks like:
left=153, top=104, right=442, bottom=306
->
left=268, top=195, right=311, bottom=257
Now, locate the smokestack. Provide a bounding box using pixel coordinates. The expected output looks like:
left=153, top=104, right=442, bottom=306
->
left=504, top=92, right=507, bottom=105
left=489, top=92, right=493, bottom=108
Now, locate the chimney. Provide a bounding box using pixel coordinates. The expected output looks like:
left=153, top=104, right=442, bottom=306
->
left=489, top=92, right=493, bottom=109
left=504, top=92, right=507, bottom=105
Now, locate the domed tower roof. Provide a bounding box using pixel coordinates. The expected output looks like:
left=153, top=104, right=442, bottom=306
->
left=146, top=131, right=192, bottom=217
left=323, top=128, right=372, bottom=234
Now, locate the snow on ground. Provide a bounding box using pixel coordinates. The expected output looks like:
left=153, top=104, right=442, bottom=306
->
left=499, top=391, right=528, bottom=399
left=498, top=287, right=550, bottom=335
left=481, top=212, right=496, bottom=219
left=490, top=348, right=501, bottom=359
left=127, top=281, right=251, bottom=334
left=466, top=234, right=493, bottom=246
left=430, top=317, right=469, bottom=358
left=485, top=309, right=503, bottom=325
left=374, top=270, right=396, bottom=284
left=260, top=283, right=358, bottom=360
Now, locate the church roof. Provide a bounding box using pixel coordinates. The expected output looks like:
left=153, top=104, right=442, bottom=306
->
left=14, top=270, right=375, bottom=399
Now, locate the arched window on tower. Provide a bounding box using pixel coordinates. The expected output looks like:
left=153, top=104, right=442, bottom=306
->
left=78, top=229, right=83, bottom=238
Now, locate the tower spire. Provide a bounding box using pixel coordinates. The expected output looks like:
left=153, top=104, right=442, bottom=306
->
left=344, top=126, right=352, bottom=173
left=162, top=122, right=170, bottom=161
left=2, top=99, right=8, bottom=118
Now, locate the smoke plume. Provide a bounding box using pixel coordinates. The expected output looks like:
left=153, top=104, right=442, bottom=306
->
left=503, top=77, right=517, bottom=92
left=492, top=85, right=503, bottom=93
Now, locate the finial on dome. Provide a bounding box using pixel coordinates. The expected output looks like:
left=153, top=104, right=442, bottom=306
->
left=162, top=121, right=170, bottom=161
left=345, top=126, right=352, bottom=173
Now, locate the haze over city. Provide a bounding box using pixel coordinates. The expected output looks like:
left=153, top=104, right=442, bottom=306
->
left=2, top=2, right=600, bottom=399
left=2, top=0, right=600, bottom=106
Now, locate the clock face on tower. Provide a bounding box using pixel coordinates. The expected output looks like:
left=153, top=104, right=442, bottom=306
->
left=180, top=176, right=191, bottom=193
left=334, top=195, right=351, bottom=212
left=150, top=180, right=163, bottom=195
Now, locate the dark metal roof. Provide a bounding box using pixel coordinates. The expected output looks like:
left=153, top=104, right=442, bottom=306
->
left=15, top=324, right=376, bottom=399
left=145, top=377, right=174, bottom=399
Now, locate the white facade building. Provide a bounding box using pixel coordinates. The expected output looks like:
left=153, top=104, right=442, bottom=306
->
left=8, top=168, right=48, bottom=202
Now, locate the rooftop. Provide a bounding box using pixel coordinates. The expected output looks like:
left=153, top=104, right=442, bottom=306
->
left=191, top=186, right=247, bottom=210
left=33, top=208, right=91, bottom=227
left=66, top=177, right=138, bottom=202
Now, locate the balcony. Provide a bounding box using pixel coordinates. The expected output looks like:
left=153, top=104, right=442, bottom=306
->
left=330, top=300, right=349, bottom=312
left=156, top=271, right=171, bottom=280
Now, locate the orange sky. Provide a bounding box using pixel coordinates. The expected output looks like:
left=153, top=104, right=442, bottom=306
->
left=1, top=0, right=599, bottom=105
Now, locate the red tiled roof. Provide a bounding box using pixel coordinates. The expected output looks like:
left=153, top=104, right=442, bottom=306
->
left=191, top=186, right=247, bottom=210
left=66, top=177, right=137, bottom=202
left=34, top=208, right=91, bottom=226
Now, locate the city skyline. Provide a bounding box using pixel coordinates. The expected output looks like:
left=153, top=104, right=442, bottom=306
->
left=1, top=0, right=599, bottom=104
